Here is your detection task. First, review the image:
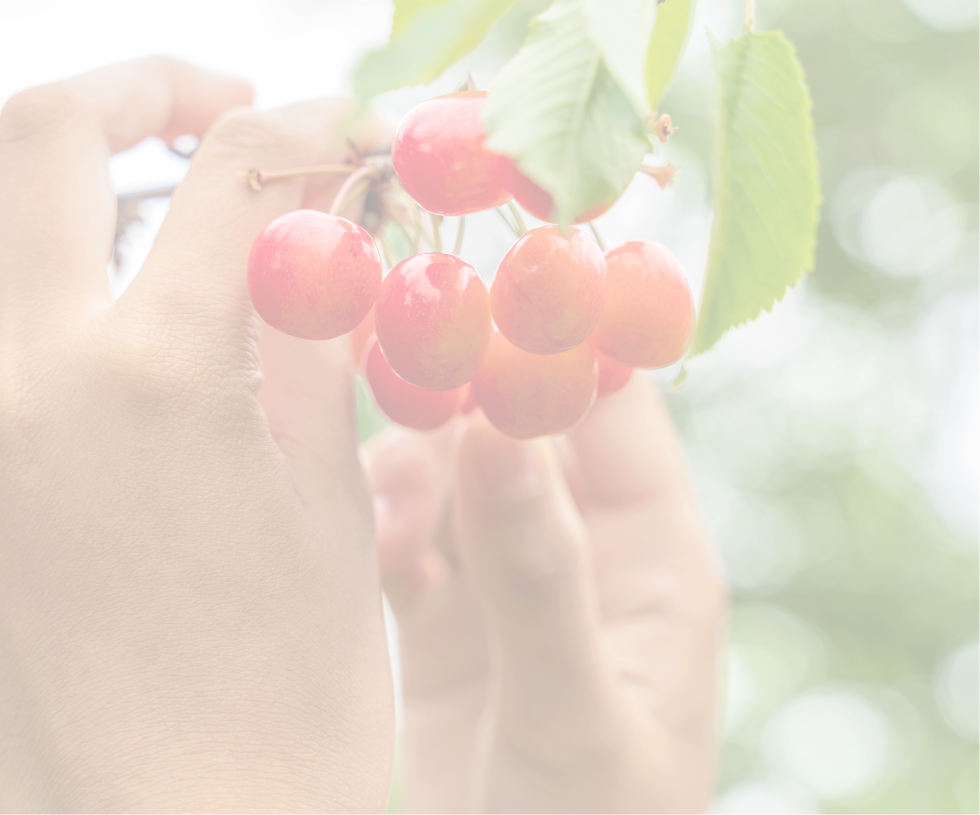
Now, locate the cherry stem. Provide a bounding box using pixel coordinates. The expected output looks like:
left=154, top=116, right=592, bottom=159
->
left=239, top=163, right=358, bottom=192
left=429, top=211, right=443, bottom=253
left=329, top=165, right=380, bottom=216
left=506, top=201, right=527, bottom=236
left=745, top=0, right=755, bottom=29
left=588, top=221, right=607, bottom=252
left=495, top=205, right=519, bottom=236
left=453, top=216, right=466, bottom=256
left=378, top=233, right=397, bottom=270
left=457, top=73, right=477, bottom=92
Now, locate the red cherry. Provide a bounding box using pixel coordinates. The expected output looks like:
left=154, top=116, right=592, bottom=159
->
left=349, top=306, right=375, bottom=370
left=392, top=91, right=511, bottom=216
left=592, top=241, right=695, bottom=368
left=490, top=225, right=606, bottom=355
left=364, top=337, right=464, bottom=431
left=473, top=331, right=598, bottom=439
left=500, top=157, right=618, bottom=224
left=248, top=209, right=381, bottom=341
left=375, top=252, right=491, bottom=391
left=594, top=346, right=634, bottom=397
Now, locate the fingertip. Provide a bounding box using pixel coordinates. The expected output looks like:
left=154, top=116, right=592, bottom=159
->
left=457, top=411, right=551, bottom=507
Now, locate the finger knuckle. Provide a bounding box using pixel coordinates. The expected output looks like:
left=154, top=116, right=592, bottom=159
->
left=485, top=515, right=590, bottom=598
left=0, top=84, right=81, bottom=146
left=203, top=108, right=290, bottom=158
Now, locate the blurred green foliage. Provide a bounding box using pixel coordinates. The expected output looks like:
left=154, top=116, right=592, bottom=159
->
left=663, top=0, right=978, bottom=811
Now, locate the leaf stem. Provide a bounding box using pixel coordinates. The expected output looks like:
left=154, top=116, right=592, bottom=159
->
left=506, top=200, right=527, bottom=236
left=588, top=221, right=607, bottom=252
left=453, top=216, right=466, bottom=256
left=429, top=211, right=443, bottom=253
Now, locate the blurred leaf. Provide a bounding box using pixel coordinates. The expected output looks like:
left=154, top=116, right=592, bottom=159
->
left=646, top=0, right=695, bottom=109
left=353, top=0, right=516, bottom=99
left=483, top=0, right=650, bottom=220
left=581, top=0, right=657, bottom=116
left=391, top=0, right=443, bottom=33
left=691, top=31, right=820, bottom=356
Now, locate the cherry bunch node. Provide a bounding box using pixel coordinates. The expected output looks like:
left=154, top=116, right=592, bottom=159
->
left=247, top=90, right=695, bottom=439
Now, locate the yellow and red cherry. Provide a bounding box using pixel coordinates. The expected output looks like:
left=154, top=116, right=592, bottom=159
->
left=392, top=91, right=511, bottom=216
left=248, top=209, right=381, bottom=340
left=364, top=337, right=465, bottom=431
left=592, top=241, right=695, bottom=369
left=490, top=225, right=606, bottom=355
left=375, top=252, right=491, bottom=392
left=472, top=331, right=598, bottom=439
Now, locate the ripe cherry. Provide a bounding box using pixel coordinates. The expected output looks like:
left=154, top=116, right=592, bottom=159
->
left=490, top=225, right=606, bottom=355
left=594, top=346, right=634, bottom=397
left=392, top=91, right=511, bottom=216
left=349, top=306, right=375, bottom=370
left=248, top=209, right=381, bottom=341
left=364, top=337, right=464, bottom=431
left=591, top=241, right=695, bottom=368
left=375, top=252, right=491, bottom=391
left=500, top=157, right=618, bottom=224
left=473, top=331, right=598, bottom=439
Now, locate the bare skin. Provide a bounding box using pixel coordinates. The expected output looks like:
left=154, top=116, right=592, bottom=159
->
left=365, top=375, right=727, bottom=813
left=0, top=58, right=394, bottom=811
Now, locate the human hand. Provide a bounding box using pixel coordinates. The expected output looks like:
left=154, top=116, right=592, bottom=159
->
left=365, top=375, right=726, bottom=813
left=0, top=58, right=393, bottom=811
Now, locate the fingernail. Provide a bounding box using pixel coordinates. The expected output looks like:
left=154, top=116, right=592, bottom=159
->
left=470, top=428, right=547, bottom=504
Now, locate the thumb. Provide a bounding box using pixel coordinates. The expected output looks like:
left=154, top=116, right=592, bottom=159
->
left=453, top=412, right=612, bottom=720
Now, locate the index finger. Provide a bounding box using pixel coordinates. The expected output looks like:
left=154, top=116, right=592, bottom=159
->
left=0, top=58, right=252, bottom=312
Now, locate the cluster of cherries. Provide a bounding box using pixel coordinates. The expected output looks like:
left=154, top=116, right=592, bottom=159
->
left=247, top=91, right=695, bottom=439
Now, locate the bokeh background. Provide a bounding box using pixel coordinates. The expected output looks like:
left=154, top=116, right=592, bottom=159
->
left=2, top=0, right=976, bottom=811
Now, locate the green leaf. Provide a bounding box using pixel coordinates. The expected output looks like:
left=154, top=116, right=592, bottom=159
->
left=391, top=0, right=444, bottom=33
left=690, top=30, right=820, bottom=357
left=581, top=0, right=656, bottom=117
left=645, top=0, right=695, bottom=109
left=353, top=0, right=516, bottom=100
left=482, top=0, right=650, bottom=221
